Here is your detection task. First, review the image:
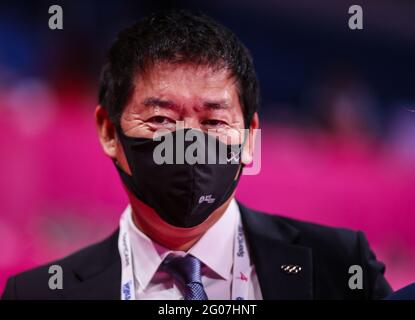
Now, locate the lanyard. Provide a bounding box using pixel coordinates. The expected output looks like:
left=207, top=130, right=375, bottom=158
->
left=231, top=213, right=251, bottom=300
left=119, top=210, right=136, bottom=300
left=118, top=207, right=251, bottom=300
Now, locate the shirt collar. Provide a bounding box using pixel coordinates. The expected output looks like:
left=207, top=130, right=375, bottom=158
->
left=125, top=199, right=239, bottom=290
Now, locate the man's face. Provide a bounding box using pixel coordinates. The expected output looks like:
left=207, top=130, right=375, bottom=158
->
left=97, top=62, right=258, bottom=174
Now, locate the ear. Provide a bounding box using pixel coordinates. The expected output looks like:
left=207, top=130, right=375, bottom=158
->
left=95, top=105, right=118, bottom=158
left=241, top=112, right=259, bottom=165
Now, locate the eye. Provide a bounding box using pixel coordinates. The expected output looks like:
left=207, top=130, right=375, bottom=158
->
left=202, top=119, right=227, bottom=127
left=147, top=116, right=175, bottom=125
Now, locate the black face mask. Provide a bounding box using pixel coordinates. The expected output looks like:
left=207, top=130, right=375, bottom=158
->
left=114, top=127, right=244, bottom=228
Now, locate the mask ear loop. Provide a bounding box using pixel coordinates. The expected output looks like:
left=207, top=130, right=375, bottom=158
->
left=112, top=122, right=125, bottom=169
left=239, top=127, right=252, bottom=171
left=112, top=122, right=137, bottom=174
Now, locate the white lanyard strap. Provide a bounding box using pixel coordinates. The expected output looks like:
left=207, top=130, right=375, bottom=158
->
left=119, top=211, right=136, bottom=300
left=231, top=214, right=251, bottom=300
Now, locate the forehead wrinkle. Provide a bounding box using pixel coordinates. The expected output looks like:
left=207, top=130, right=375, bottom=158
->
left=141, top=96, right=181, bottom=112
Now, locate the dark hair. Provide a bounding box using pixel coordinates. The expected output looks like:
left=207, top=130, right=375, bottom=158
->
left=99, top=9, right=260, bottom=127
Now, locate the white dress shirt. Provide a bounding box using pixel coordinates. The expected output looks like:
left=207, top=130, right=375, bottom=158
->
left=124, top=199, right=263, bottom=300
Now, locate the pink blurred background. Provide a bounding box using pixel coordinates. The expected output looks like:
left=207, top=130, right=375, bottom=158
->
left=1, top=0, right=415, bottom=294
left=1, top=89, right=414, bottom=291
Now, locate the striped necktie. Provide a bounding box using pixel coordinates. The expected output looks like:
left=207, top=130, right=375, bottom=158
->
left=162, top=255, right=208, bottom=300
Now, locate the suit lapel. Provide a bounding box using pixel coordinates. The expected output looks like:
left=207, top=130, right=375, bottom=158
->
left=65, top=230, right=121, bottom=300
left=66, top=261, right=121, bottom=299
left=239, top=203, right=313, bottom=299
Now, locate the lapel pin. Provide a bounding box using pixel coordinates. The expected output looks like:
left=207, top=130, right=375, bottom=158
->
left=281, top=264, right=302, bottom=275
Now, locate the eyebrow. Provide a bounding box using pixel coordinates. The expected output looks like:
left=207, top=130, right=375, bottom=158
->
left=202, top=100, right=230, bottom=110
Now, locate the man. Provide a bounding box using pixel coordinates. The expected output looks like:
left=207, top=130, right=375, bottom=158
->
left=2, top=9, right=392, bottom=300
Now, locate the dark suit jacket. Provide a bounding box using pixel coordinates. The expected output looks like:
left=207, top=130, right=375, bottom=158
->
left=2, top=202, right=392, bottom=300
left=385, top=283, right=415, bottom=300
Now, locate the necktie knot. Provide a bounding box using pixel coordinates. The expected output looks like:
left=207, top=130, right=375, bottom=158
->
left=162, top=255, right=208, bottom=300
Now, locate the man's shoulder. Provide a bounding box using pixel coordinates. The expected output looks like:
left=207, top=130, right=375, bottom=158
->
left=277, top=213, right=360, bottom=246
left=240, top=203, right=361, bottom=250
left=239, top=203, right=376, bottom=276
left=385, top=283, right=415, bottom=300
left=2, top=230, right=120, bottom=300
left=16, top=228, right=119, bottom=278
left=239, top=203, right=392, bottom=299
